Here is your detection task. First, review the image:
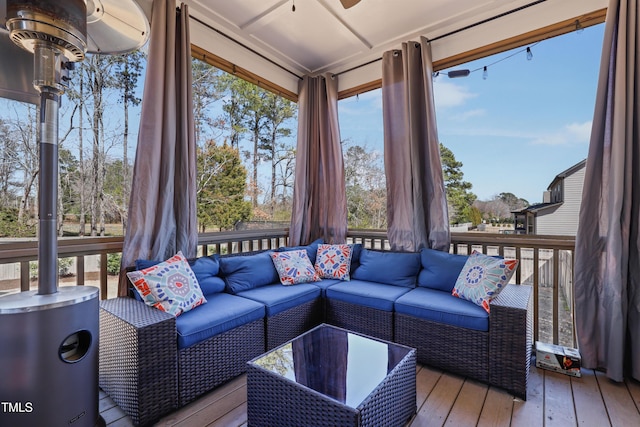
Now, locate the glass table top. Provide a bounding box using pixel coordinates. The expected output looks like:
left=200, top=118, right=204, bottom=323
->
left=250, top=324, right=413, bottom=409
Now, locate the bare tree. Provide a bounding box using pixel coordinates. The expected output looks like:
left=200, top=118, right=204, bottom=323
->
left=113, top=50, right=145, bottom=231
left=83, top=54, right=117, bottom=236
left=0, top=117, right=17, bottom=206
left=344, top=143, right=387, bottom=229
left=8, top=104, right=39, bottom=225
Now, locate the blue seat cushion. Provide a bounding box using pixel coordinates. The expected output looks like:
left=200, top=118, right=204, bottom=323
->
left=352, top=249, right=420, bottom=287
left=310, top=278, right=342, bottom=296
left=325, top=279, right=412, bottom=311
left=395, top=287, right=489, bottom=331
left=236, top=283, right=321, bottom=316
left=418, top=248, right=468, bottom=292
left=219, top=251, right=279, bottom=294
left=175, top=293, right=265, bottom=349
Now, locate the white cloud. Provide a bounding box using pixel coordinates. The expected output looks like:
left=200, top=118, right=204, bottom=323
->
left=530, top=121, right=592, bottom=145
left=451, top=108, right=486, bottom=121
left=433, top=80, right=477, bottom=108
left=440, top=120, right=593, bottom=146
left=440, top=127, right=535, bottom=139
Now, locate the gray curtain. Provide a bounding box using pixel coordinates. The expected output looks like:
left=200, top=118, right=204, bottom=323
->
left=118, top=1, right=197, bottom=296
left=574, top=0, right=640, bottom=382
left=289, top=74, right=347, bottom=245
left=381, top=37, right=450, bottom=252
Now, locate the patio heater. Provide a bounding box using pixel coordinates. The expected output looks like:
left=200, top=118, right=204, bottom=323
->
left=0, top=1, right=148, bottom=426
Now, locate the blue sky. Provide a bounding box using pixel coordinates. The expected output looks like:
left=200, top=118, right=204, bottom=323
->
left=338, top=23, right=605, bottom=204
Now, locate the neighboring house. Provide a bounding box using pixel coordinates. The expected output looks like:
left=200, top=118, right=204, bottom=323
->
left=513, top=160, right=586, bottom=236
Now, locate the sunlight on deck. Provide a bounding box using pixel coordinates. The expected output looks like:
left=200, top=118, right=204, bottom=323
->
left=100, top=362, right=640, bottom=427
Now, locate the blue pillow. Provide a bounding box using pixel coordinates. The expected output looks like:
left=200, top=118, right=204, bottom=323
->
left=352, top=248, right=420, bottom=287
left=135, top=255, right=224, bottom=296
left=418, top=247, right=468, bottom=292
left=219, top=251, right=279, bottom=294
left=276, top=238, right=324, bottom=264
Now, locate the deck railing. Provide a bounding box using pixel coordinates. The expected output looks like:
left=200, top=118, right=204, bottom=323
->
left=0, top=229, right=289, bottom=300
left=0, top=228, right=575, bottom=346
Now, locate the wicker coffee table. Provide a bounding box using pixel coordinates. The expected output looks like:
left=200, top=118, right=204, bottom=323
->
left=247, top=324, right=416, bottom=427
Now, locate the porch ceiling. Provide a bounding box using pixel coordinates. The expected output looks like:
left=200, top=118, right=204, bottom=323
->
left=134, top=0, right=607, bottom=96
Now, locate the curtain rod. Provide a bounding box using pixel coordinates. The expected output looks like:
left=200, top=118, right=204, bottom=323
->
left=332, top=0, right=548, bottom=78
left=188, top=14, right=303, bottom=80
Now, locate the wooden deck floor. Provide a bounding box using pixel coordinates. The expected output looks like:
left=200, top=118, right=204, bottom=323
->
left=101, top=362, right=640, bottom=427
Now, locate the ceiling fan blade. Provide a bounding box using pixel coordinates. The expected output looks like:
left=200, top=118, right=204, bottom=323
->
left=340, top=0, right=361, bottom=9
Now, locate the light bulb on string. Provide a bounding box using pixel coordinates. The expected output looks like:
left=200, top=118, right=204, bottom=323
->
left=482, top=66, right=488, bottom=80
left=526, top=47, right=533, bottom=61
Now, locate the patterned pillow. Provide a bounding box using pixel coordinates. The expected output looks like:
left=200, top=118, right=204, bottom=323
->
left=315, top=244, right=353, bottom=280
left=270, top=250, right=320, bottom=285
left=127, top=251, right=207, bottom=316
left=452, top=251, right=519, bottom=313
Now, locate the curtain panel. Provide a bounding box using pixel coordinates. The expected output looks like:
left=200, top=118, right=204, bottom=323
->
left=118, top=1, right=198, bottom=296
left=381, top=37, right=450, bottom=252
left=289, top=74, right=347, bottom=246
left=574, top=0, right=640, bottom=381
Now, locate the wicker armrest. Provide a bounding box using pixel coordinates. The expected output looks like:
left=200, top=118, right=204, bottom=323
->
left=488, top=284, right=533, bottom=400
left=99, top=297, right=178, bottom=426
left=490, top=283, right=532, bottom=312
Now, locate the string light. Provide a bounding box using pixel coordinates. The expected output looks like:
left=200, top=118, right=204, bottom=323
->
left=447, top=69, right=470, bottom=78
left=438, top=42, right=540, bottom=80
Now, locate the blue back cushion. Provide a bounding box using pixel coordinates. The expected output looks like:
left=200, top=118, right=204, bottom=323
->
left=219, top=251, right=279, bottom=294
left=418, top=247, right=468, bottom=292
left=188, top=256, right=225, bottom=295
left=134, top=254, right=225, bottom=296
left=352, top=248, right=420, bottom=287
left=350, top=243, right=363, bottom=271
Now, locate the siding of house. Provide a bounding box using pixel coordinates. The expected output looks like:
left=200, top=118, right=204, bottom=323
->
left=535, top=166, right=585, bottom=236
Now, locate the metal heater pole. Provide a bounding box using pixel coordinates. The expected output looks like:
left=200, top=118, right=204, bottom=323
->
left=33, top=43, right=64, bottom=296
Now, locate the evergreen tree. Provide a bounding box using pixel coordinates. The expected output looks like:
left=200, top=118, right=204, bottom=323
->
left=440, top=143, right=477, bottom=224
left=261, top=92, right=296, bottom=216
left=196, top=141, right=252, bottom=231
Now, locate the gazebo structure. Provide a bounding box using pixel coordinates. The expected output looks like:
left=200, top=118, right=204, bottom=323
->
left=2, top=0, right=640, bottom=426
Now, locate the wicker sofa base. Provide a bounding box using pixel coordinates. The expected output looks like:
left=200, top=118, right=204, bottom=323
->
left=395, top=284, right=533, bottom=400
left=488, top=284, right=534, bottom=399
left=395, top=313, right=489, bottom=383
left=265, top=298, right=322, bottom=350
left=99, top=298, right=178, bottom=426
left=326, top=299, right=394, bottom=342
left=101, top=280, right=532, bottom=425
left=178, top=319, right=265, bottom=405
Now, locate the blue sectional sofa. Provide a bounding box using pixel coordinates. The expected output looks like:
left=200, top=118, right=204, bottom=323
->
left=99, top=242, right=532, bottom=426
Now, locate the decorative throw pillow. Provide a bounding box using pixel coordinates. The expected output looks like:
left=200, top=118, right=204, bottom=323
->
left=127, top=251, right=207, bottom=316
left=270, top=249, right=320, bottom=285
left=315, top=244, right=353, bottom=280
left=452, top=251, right=518, bottom=313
